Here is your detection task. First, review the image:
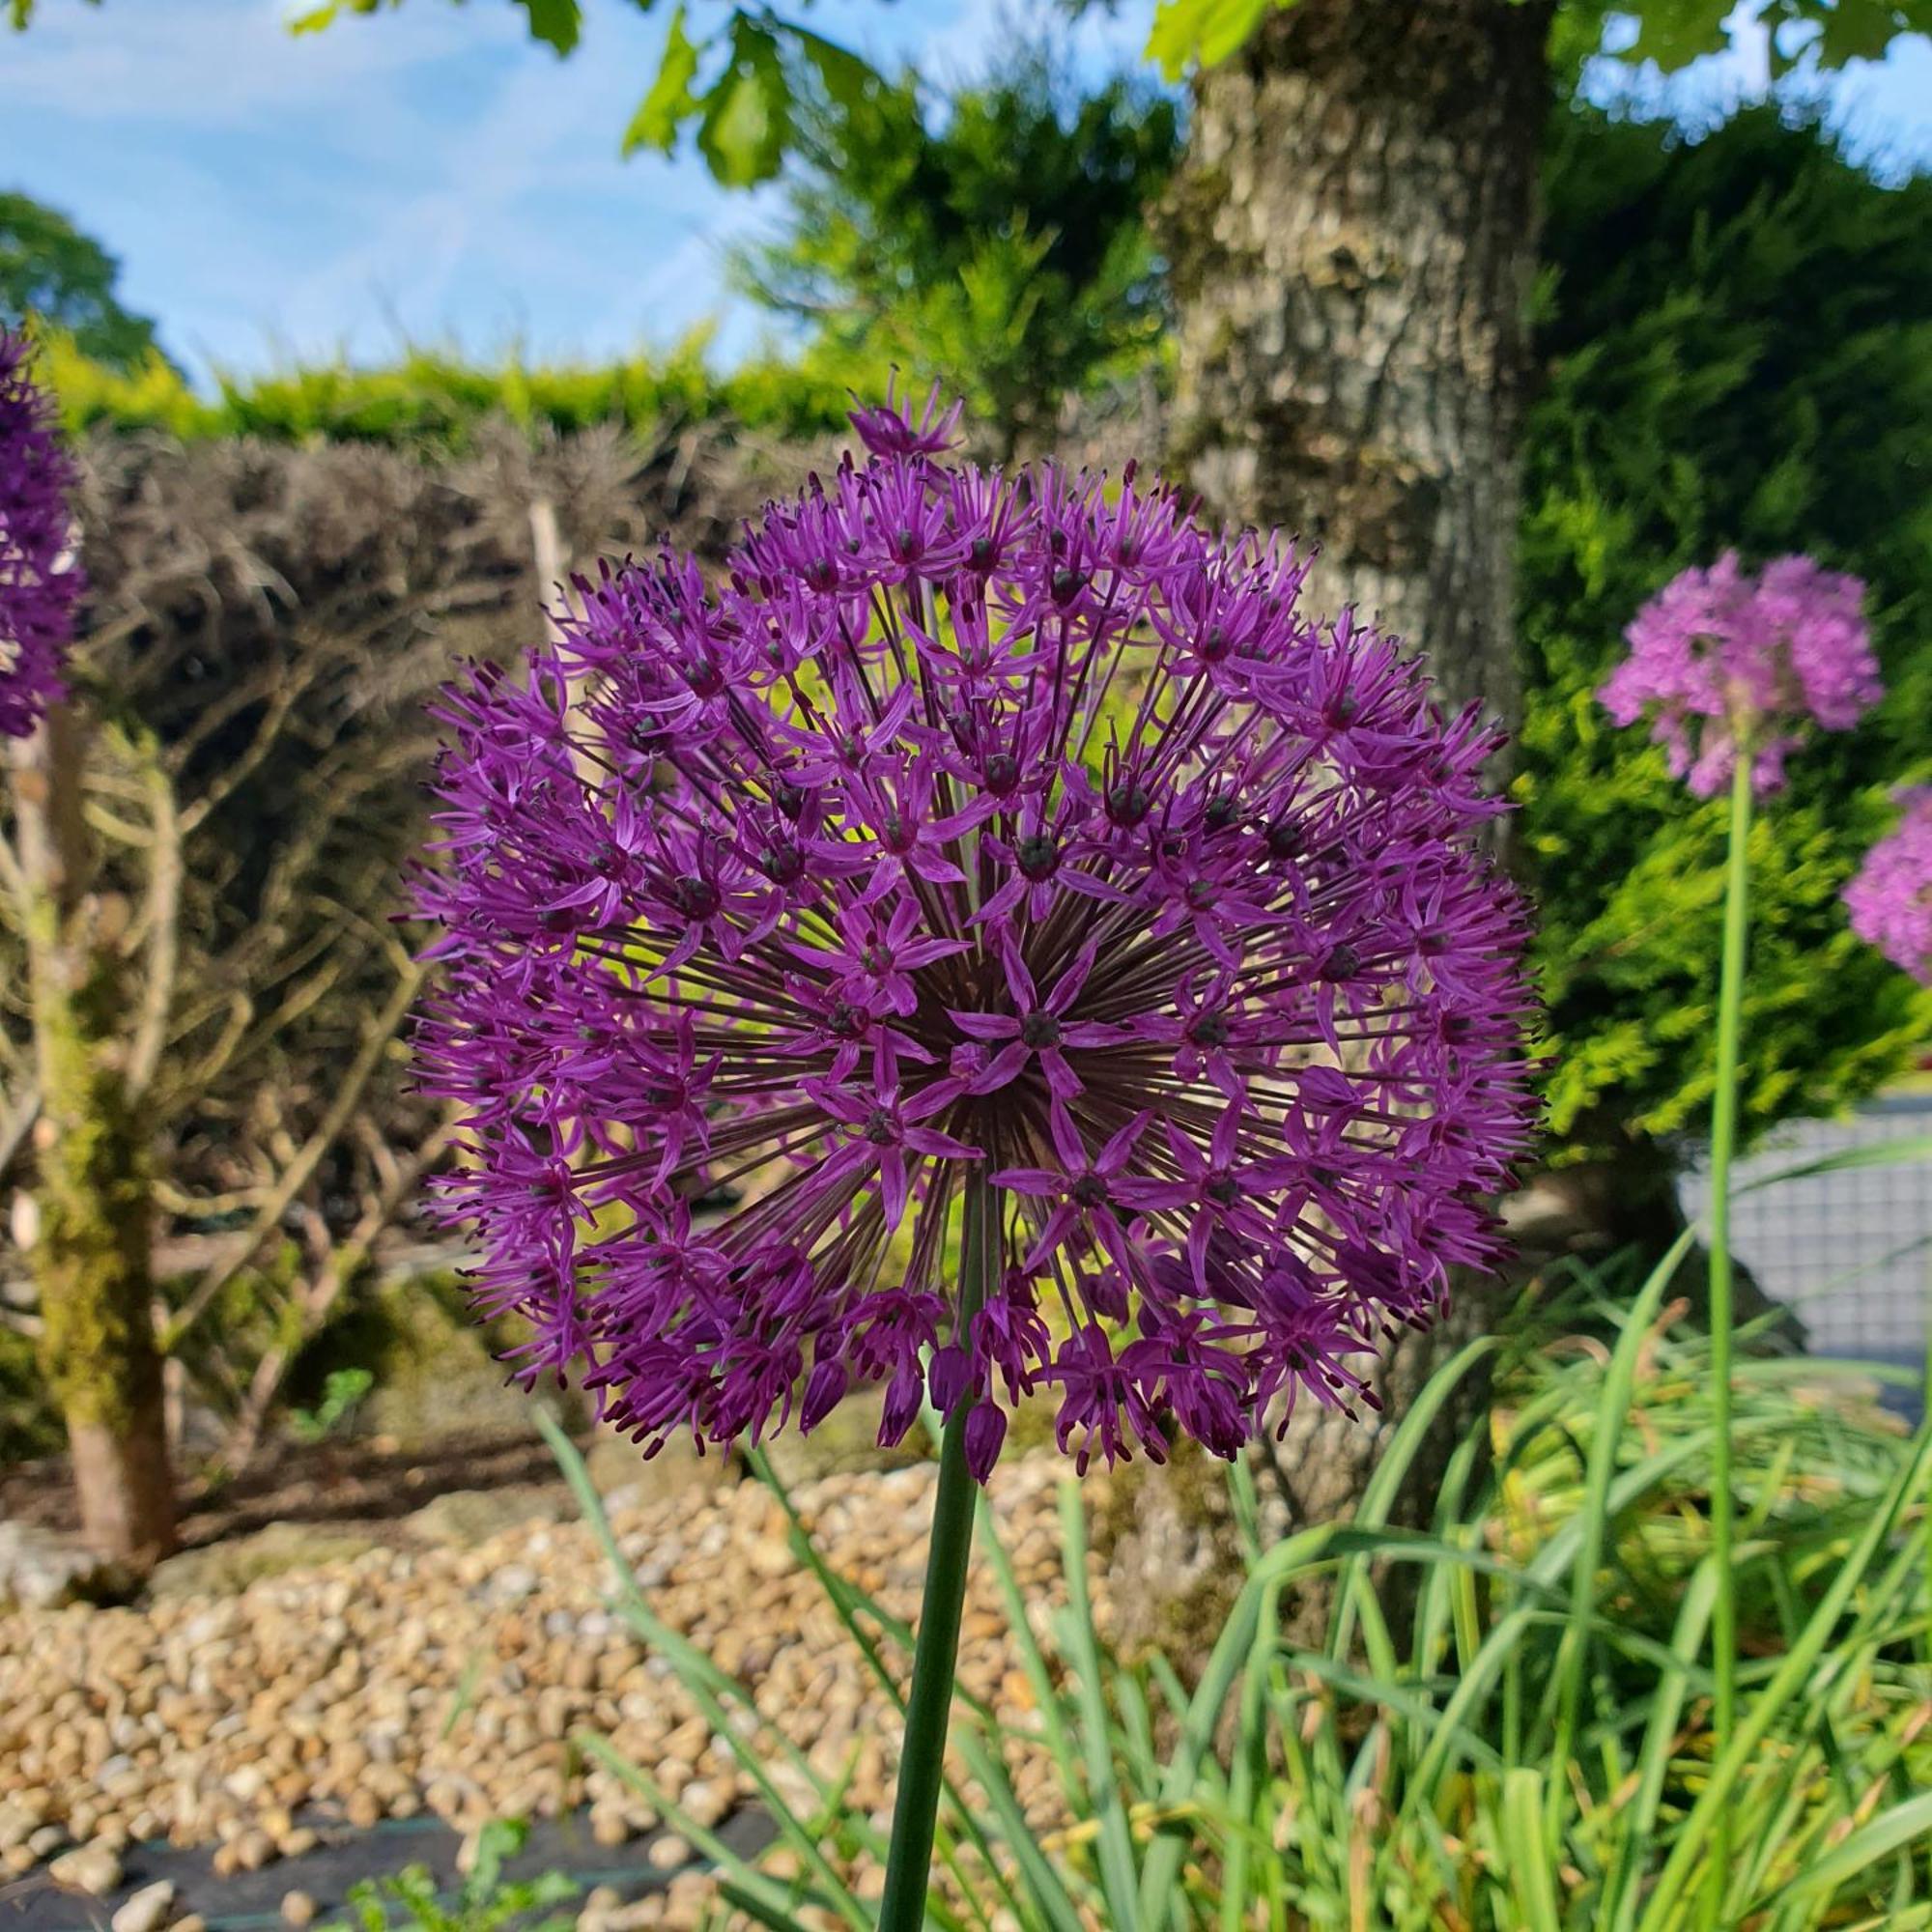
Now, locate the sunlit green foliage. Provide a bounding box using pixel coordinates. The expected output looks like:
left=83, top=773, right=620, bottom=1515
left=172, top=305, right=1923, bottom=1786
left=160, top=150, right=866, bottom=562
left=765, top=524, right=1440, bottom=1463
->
left=734, top=46, right=1179, bottom=458
left=1519, top=105, right=1932, bottom=1156
left=1146, top=0, right=1932, bottom=80
left=36, top=329, right=850, bottom=451
left=254, top=0, right=1932, bottom=189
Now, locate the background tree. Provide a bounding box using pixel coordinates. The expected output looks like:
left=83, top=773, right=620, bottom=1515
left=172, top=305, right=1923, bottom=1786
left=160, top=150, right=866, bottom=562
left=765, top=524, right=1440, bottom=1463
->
left=1152, top=0, right=1930, bottom=717
left=0, top=192, right=168, bottom=374
left=733, top=44, right=1179, bottom=460
left=1136, top=0, right=1932, bottom=1549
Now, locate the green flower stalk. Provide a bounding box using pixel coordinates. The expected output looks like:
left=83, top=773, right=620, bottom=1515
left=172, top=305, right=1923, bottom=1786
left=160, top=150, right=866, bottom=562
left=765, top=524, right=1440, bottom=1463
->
left=1600, top=553, right=1881, bottom=1922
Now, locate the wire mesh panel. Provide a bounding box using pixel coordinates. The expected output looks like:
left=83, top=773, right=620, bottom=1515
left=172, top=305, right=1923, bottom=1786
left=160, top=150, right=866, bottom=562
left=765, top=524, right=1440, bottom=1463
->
left=1678, top=1094, right=1932, bottom=1364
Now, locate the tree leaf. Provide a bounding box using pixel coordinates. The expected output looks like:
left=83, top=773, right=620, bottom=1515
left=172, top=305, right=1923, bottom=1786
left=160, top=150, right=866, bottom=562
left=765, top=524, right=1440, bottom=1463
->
left=1622, top=0, right=1734, bottom=71
left=622, top=1, right=702, bottom=156
left=1804, top=0, right=1917, bottom=67
left=513, top=0, right=582, bottom=55
left=1145, top=0, right=1275, bottom=79
left=785, top=20, right=877, bottom=115
left=696, top=14, right=793, bottom=188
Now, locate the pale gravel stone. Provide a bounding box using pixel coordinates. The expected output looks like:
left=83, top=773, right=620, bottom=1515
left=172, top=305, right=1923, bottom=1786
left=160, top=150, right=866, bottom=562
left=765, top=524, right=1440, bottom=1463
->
left=110, top=1879, right=177, bottom=1932
left=0, top=1455, right=1078, bottom=1932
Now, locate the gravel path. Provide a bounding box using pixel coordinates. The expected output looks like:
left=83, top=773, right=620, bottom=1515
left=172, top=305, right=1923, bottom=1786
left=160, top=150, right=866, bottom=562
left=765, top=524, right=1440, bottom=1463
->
left=0, top=1456, right=1081, bottom=1931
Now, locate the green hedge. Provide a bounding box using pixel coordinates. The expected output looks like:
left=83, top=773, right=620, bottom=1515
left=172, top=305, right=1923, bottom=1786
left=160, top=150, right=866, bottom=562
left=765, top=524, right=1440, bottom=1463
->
left=40, top=328, right=851, bottom=451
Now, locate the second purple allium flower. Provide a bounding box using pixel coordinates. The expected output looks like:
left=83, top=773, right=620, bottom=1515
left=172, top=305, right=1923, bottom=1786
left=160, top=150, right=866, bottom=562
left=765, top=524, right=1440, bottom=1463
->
left=1845, top=789, right=1932, bottom=986
left=1600, top=552, right=1880, bottom=798
left=0, top=328, right=83, bottom=739
left=416, top=392, right=1536, bottom=1479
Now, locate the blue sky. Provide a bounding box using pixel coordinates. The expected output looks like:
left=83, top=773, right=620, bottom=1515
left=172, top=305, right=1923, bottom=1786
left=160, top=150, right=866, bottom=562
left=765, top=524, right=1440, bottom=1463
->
left=3, top=0, right=1930, bottom=385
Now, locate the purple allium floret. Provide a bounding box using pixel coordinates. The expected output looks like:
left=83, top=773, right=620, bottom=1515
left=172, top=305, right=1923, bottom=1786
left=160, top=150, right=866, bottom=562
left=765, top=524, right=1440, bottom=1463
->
left=847, top=372, right=964, bottom=461
left=414, top=399, right=1538, bottom=1479
left=0, top=329, right=82, bottom=739
left=1600, top=552, right=1880, bottom=798
left=1845, top=788, right=1932, bottom=986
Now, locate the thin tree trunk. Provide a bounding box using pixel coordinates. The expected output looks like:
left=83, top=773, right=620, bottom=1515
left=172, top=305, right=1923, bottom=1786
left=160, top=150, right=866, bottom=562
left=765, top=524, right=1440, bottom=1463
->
left=1105, top=0, right=1552, bottom=1639
left=8, top=704, right=177, bottom=1566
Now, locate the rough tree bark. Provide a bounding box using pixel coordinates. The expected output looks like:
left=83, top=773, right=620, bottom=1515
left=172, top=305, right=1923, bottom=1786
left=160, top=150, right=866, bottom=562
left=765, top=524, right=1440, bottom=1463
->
left=8, top=704, right=177, bottom=1566
left=1166, top=0, right=1551, bottom=724
left=1104, top=0, right=1554, bottom=1642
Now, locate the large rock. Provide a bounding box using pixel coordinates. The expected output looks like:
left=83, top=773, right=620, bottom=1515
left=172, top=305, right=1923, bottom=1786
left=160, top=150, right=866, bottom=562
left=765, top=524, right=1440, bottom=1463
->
left=297, top=1274, right=581, bottom=1452
left=0, top=1520, right=127, bottom=1610
left=147, top=1521, right=383, bottom=1599
left=583, top=1430, right=732, bottom=1512
left=756, top=1384, right=932, bottom=1488
left=403, top=1485, right=569, bottom=1548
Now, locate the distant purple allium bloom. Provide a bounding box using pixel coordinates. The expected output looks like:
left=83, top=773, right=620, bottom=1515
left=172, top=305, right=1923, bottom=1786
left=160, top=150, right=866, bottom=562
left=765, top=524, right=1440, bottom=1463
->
left=0, top=329, right=82, bottom=739
left=1599, top=552, right=1881, bottom=798
left=414, top=398, right=1537, bottom=1479
left=1845, top=789, right=1932, bottom=986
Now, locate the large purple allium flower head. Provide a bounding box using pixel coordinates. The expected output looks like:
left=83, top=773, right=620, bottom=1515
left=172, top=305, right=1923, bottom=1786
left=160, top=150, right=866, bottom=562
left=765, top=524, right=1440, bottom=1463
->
left=0, top=328, right=82, bottom=739
left=1599, top=552, right=1881, bottom=798
left=415, top=398, right=1537, bottom=1479
left=1845, top=788, right=1932, bottom=986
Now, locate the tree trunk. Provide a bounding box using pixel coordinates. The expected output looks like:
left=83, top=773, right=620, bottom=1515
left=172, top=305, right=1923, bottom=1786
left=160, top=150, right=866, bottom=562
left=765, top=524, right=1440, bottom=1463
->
left=8, top=706, right=177, bottom=1566
left=1166, top=0, right=1550, bottom=723
left=1104, top=0, right=1552, bottom=1642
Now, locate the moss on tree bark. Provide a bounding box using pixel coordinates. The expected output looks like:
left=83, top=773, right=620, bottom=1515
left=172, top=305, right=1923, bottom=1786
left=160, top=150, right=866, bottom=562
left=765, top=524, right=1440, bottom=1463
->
left=11, top=707, right=176, bottom=1565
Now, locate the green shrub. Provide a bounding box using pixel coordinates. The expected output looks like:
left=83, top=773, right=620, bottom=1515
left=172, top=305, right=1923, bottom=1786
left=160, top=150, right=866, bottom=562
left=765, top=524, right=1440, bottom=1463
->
left=732, top=43, right=1179, bottom=459
left=1520, top=104, right=1932, bottom=1157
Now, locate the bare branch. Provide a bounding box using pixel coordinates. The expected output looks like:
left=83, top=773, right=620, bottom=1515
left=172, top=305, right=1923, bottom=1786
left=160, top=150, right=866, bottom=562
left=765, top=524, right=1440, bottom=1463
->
left=125, top=735, right=184, bottom=1100
left=161, top=957, right=424, bottom=1354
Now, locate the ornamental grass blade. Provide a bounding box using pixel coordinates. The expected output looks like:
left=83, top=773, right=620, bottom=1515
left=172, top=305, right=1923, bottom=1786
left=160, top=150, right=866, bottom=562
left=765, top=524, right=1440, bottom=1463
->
left=1218, top=1577, right=1279, bottom=1932
left=1739, top=1134, right=1932, bottom=1192
left=1544, top=1226, right=1697, bottom=1803
left=1136, top=1520, right=1340, bottom=1920
left=1774, top=1791, right=1932, bottom=1915
left=1326, top=1328, right=1502, bottom=1664
left=945, top=1720, right=1091, bottom=1932
left=1054, top=1482, right=1144, bottom=1929
left=1500, top=1767, right=1564, bottom=1932
left=1600, top=1553, right=1708, bottom=1932
left=579, top=1732, right=860, bottom=1928
left=1635, top=1417, right=1932, bottom=1931
left=971, top=1485, right=1083, bottom=1794
left=536, top=1409, right=874, bottom=1927
left=743, top=1447, right=1017, bottom=1922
